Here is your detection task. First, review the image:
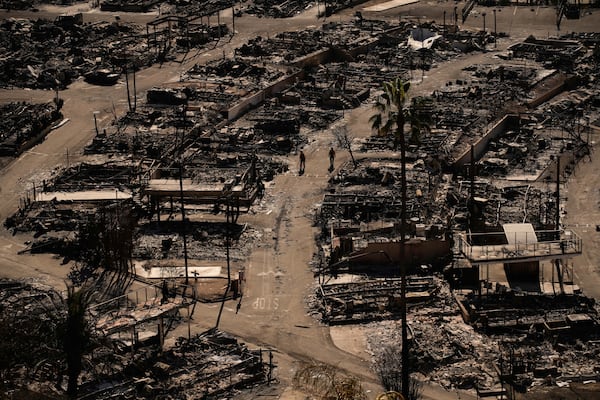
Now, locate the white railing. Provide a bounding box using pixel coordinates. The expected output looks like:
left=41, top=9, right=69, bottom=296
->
left=458, top=229, right=582, bottom=263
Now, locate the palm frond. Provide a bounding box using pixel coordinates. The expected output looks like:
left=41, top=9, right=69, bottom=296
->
left=369, top=113, right=382, bottom=133
left=382, top=118, right=395, bottom=136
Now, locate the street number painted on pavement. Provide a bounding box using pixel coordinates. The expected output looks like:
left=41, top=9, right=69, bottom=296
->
left=253, top=297, right=279, bottom=310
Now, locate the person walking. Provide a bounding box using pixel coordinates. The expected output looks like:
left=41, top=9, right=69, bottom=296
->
left=328, top=147, right=336, bottom=172
left=299, top=150, right=306, bottom=175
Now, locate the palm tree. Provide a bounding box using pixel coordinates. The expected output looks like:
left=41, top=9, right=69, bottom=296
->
left=369, top=76, right=412, bottom=399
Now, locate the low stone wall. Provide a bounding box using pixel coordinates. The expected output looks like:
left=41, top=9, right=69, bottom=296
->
left=226, top=70, right=305, bottom=121
left=453, top=114, right=519, bottom=168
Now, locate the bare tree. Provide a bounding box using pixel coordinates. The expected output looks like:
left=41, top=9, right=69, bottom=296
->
left=373, top=344, right=423, bottom=400
left=293, top=360, right=367, bottom=400
left=124, top=64, right=137, bottom=113
left=333, top=125, right=358, bottom=169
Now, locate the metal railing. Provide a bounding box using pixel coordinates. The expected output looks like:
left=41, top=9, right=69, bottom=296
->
left=458, top=229, right=582, bottom=263
left=88, top=282, right=197, bottom=315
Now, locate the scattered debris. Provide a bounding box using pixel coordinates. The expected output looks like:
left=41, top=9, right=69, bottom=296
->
left=0, top=101, right=63, bottom=158
left=4, top=9, right=600, bottom=399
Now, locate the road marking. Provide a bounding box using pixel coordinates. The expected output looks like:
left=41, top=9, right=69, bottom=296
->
left=252, top=297, right=279, bottom=310
left=23, top=151, right=49, bottom=156
left=262, top=248, right=267, bottom=297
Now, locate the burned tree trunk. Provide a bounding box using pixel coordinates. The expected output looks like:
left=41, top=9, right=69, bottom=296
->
left=64, top=285, right=91, bottom=398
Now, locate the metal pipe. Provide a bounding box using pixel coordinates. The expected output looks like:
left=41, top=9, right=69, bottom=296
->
left=493, top=9, right=497, bottom=47
left=179, top=163, right=189, bottom=285
left=443, top=10, right=446, bottom=37
left=482, top=12, right=486, bottom=33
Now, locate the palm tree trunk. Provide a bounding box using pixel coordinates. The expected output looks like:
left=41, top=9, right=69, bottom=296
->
left=399, top=121, right=410, bottom=399
left=65, top=288, right=87, bottom=398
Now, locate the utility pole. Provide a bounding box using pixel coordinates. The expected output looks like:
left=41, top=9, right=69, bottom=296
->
left=493, top=9, right=497, bottom=47
left=418, top=17, right=424, bottom=82
left=586, top=116, right=591, bottom=149
left=125, top=66, right=132, bottom=112
left=454, top=6, right=458, bottom=31
left=556, top=156, right=560, bottom=234
left=232, top=1, right=235, bottom=35
left=124, top=60, right=137, bottom=113
left=132, top=63, right=137, bottom=112
left=469, top=144, right=476, bottom=233
left=482, top=12, right=487, bottom=33
left=225, top=195, right=232, bottom=288
left=216, top=194, right=234, bottom=329
left=443, top=10, right=446, bottom=38
left=179, top=162, right=189, bottom=285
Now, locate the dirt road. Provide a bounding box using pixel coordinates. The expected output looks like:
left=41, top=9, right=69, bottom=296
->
left=564, top=153, right=600, bottom=300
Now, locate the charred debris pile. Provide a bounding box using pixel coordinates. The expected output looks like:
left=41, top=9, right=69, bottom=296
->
left=4, top=55, right=291, bottom=267
left=100, top=0, right=232, bottom=14
left=5, top=18, right=571, bottom=286
left=313, top=33, right=600, bottom=316
left=241, top=0, right=368, bottom=18
left=100, top=0, right=161, bottom=12
left=0, top=16, right=153, bottom=89
left=84, top=106, right=224, bottom=157
left=0, top=101, right=63, bottom=159
left=3, top=13, right=600, bottom=397
left=310, top=29, right=600, bottom=396
left=0, top=278, right=271, bottom=399
left=3, top=155, right=274, bottom=266
left=0, top=17, right=494, bottom=177
left=0, top=0, right=87, bottom=10
left=0, top=5, right=237, bottom=90
left=77, top=329, right=272, bottom=399
left=230, top=20, right=445, bottom=139
left=363, top=286, right=600, bottom=393
left=5, top=161, right=140, bottom=233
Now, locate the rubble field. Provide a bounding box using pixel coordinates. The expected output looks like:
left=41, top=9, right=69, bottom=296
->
left=0, top=278, right=272, bottom=399
left=2, top=5, right=600, bottom=399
